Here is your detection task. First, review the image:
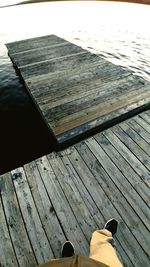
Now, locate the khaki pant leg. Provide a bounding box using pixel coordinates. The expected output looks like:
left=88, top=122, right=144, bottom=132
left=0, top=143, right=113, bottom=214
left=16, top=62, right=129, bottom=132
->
left=89, top=230, right=123, bottom=267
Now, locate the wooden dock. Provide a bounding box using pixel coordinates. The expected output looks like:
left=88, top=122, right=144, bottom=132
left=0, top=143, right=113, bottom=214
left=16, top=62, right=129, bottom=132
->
left=6, top=35, right=150, bottom=145
left=0, top=110, right=150, bottom=267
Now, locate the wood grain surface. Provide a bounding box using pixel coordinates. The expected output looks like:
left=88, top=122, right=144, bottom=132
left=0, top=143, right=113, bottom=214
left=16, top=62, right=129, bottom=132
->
left=0, top=110, right=150, bottom=267
left=6, top=35, right=150, bottom=144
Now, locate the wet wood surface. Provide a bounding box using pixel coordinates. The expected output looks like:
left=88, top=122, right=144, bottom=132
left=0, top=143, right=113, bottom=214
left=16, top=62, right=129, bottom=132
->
left=6, top=35, right=150, bottom=145
left=0, top=110, right=150, bottom=267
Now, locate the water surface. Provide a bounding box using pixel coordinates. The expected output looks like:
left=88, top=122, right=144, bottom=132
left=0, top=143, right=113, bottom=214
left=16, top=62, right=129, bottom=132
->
left=0, top=1, right=150, bottom=174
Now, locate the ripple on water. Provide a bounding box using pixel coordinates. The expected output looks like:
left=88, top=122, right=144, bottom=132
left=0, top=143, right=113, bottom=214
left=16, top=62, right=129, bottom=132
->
left=0, top=1, right=150, bottom=173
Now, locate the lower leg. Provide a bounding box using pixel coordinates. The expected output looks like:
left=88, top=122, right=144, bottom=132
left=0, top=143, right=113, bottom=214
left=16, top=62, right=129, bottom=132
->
left=90, top=219, right=123, bottom=267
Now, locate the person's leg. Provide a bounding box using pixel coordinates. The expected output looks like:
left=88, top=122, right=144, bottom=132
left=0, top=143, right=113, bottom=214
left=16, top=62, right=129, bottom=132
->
left=89, top=219, right=123, bottom=267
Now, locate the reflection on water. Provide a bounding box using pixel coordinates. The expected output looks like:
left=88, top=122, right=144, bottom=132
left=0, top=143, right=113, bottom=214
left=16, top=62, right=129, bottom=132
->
left=0, top=1, right=150, bottom=174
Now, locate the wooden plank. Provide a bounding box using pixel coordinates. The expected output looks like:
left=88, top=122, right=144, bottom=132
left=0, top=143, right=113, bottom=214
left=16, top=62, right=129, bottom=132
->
left=6, top=35, right=150, bottom=145
left=112, top=125, right=150, bottom=172
left=20, top=51, right=102, bottom=79
left=43, top=76, right=148, bottom=124
left=127, top=118, right=150, bottom=144
left=119, top=122, right=150, bottom=156
left=25, top=59, right=119, bottom=98
left=36, top=155, right=89, bottom=255
left=139, top=110, right=150, bottom=124
left=11, top=168, right=54, bottom=264
left=0, top=194, right=19, bottom=267
left=0, top=172, right=37, bottom=267
left=24, top=161, right=66, bottom=258
left=56, top=99, right=150, bottom=144
left=59, top=148, right=106, bottom=227
left=59, top=149, right=134, bottom=267
left=10, top=43, right=85, bottom=68
left=95, top=130, right=150, bottom=205
left=6, top=35, right=66, bottom=54
left=67, top=145, right=149, bottom=266
left=47, top=153, right=97, bottom=242
left=103, top=128, right=150, bottom=188
left=53, top=88, right=150, bottom=137
left=78, top=140, right=150, bottom=265
left=26, top=62, right=131, bottom=105
left=133, top=116, right=150, bottom=134
left=84, top=138, right=150, bottom=241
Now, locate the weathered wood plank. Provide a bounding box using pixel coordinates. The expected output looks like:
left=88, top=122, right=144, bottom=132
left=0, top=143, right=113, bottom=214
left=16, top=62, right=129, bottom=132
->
left=103, top=128, right=150, bottom=188
left=25, top=60, right=123, bottom=99
left=53, top=88, right=150, bottom=137
left=133, top=116, right=150, bottom=134
left=11, top=168, right=54, bottom=264
left=0, top=195, right=19, bottom=267
left=56, top=99, right=150, bottom=144
left=112, top=125, right=150, bottom=172
left=6, top=34, right=150, bottom=145
left=119, top=122, right=150, bottom=156
left=47, top=153, right=97, bottom=242
left=139, top=110, right=150, bottom=124
left=0, top=173, right=37, bottom=267
left=26, top=63, right=131, bottom=105
left=1, top=111, right=150, bottom=267
left=24, top=161, right=66, bottom=258
left=10, top=43, right=85, bottom=68
left=94, top=132, right=150, bottom=231
left=84, top=138, right=150, bottom=242
left=95, top=130, right=150, bottom=205
left=20, top=51, right=102, bottom=79
left=43, top=77, right=148, bottom=124
left=60, top=149, right=134, bottom=267
left=36, top=155, right=89, bottom=255
left=127, top=118, right=150, bottom=144
left=6, top=35, right=66, bottom=54
left=67, top=145, right=149, bottom=266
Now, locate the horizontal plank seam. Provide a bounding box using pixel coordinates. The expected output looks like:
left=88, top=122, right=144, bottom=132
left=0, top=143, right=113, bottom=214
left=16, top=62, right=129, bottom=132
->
left=16, top=51, right=88, bottom=69
left=45, top=85, right=147, bottom=122
left=54, top=97, right=150, bottom=136
left=9, top=41, right=69, bottom=56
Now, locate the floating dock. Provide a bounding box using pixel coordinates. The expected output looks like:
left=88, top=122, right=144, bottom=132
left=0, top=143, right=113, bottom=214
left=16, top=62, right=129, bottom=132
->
left=6, top=35, right=150, bottom=145
left=0, top=110, right=150, bottom=267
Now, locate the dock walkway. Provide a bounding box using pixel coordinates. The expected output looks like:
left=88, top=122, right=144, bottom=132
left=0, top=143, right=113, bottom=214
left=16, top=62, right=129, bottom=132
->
left=6, top=35, right=150, bottom=145
left=0, top=110, right=150, bottom=267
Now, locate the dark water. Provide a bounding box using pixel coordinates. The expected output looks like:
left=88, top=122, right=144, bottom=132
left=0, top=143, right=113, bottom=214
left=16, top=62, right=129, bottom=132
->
left=0, top=41, right=56, bottom=175
left=0, top=3, right=58, bottom=174
left=0, top=1, right=150, bottom=174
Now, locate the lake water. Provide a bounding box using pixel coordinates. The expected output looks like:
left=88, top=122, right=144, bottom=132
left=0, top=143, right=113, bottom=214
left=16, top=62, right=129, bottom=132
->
left=0, top=1, right=150, bottom=174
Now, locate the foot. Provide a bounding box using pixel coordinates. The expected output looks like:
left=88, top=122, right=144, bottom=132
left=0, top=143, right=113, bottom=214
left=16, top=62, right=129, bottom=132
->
left=62, top=241, right=75, bottom=257
left=104, top=219, right=118, bottom=236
